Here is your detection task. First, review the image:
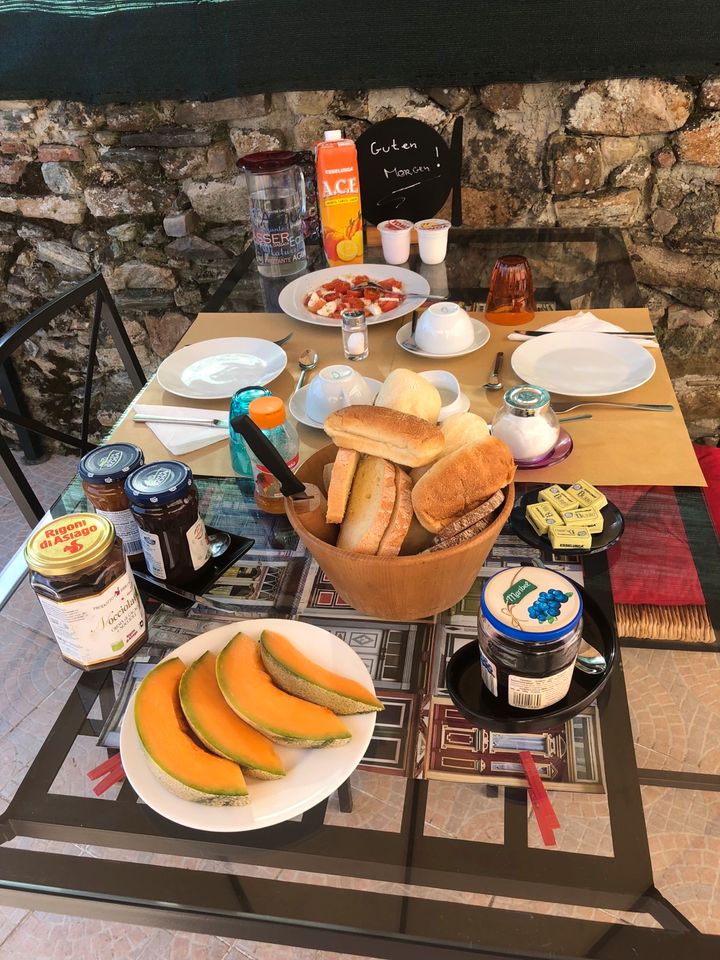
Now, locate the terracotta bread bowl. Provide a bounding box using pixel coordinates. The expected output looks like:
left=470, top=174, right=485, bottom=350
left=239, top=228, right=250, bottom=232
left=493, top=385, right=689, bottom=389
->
left=285, top=444, right=515, bottom=621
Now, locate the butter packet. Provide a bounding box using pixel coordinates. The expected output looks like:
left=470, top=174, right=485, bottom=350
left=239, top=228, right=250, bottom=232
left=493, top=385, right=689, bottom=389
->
left=548, top=525, right=592, bottom=550
left=557, top=507, right=604, bottom=534
left=525, top=501, right=561, bottom=536
left=538, top=484, right=581, bottom=513
left=567, top=478, right=607, bottom=511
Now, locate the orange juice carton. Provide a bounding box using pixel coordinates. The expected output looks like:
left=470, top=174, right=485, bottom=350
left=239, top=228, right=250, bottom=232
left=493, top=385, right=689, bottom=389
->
left=315, top=130, right=363, bottom=266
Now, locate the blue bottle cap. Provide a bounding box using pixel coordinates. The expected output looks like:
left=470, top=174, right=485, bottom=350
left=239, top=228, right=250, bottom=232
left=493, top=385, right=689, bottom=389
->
left=125, top=461, right=193, bottom=506
left=78, top=443, right=144, bottom=485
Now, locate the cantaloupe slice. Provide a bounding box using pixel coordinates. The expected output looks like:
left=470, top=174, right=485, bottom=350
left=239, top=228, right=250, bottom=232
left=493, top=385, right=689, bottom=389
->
left=134, top=657, right=249, bottom=805
left=260, top=629, right=383, bottom=715
left=179, top=652, right=285, bottom=780
left=216, top=633, right=352, bottom=748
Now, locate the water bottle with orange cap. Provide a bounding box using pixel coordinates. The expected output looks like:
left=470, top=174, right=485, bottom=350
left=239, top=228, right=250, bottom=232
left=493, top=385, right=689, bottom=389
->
left=247, top=395, right=299, bottom=513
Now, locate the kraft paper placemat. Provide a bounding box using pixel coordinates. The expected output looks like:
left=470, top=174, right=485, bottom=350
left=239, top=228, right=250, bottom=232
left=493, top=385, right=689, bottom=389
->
left=111, top=307, right=705, bottom=486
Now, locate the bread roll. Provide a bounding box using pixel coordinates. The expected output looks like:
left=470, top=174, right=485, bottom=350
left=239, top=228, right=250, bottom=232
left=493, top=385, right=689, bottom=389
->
left=325, top=448, right=360, bottom=523
left=441, top=412, right=490, bottom=456
left=336, top=456, right=396, bottom=554
left=411, top=437, right=515, bottom=533
left=324, top=405, right=444, bottom=468
left=375, top=368, right=442, bottom=423
left=377, top=467, right=413, bottom=557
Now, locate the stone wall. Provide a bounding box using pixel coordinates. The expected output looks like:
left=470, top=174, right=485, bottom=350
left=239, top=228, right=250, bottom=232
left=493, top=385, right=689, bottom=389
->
left=0, top=81, right=718, bottom=443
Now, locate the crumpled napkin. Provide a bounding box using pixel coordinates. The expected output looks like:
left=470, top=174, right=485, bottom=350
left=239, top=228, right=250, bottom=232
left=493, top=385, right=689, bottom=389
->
left=134, top=403, right=227, bottom=455
left=507, top=311, right=659, bottom=348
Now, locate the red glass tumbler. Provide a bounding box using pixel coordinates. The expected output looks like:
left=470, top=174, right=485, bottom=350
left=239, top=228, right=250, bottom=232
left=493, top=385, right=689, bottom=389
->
left=485, top=256, right=536, bottom=325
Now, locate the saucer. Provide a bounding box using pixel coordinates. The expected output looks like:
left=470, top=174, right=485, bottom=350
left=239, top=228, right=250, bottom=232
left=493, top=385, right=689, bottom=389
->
left=288, top=377, right=382, bottom=429
left=510, top=487, right=625, bottom=557
left=396, top=317, right=490, bottom=358
left=513, top=429, right=573, bottom=469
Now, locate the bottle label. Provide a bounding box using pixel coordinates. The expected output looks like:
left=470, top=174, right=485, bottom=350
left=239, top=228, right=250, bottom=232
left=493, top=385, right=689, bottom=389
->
left=38, top=563, right=145, bottom=666
left=186, top=517, right=210, bottom=571
left=479, top=649, right=498, bottom=697
left=139, top=529, right=166, bottom=579
left=93, top=506, right=143, bottom=556
left=507, top=661, right=575, bottom=710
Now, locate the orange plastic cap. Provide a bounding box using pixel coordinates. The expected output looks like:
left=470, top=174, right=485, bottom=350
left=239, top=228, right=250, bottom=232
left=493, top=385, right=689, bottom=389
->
left=249, top=395, right=285, bottom=429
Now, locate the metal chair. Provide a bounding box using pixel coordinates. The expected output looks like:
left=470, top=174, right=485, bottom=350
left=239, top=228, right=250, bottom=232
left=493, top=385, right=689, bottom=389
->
left=0, top=273, right=146, bottom=525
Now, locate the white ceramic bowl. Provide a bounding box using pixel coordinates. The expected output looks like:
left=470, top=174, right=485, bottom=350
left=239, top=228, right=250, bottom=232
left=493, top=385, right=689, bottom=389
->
left=418, top=370, right=464, bottom=421
left=414, top=302, right=475, bottom=354
left=305, top=364, right=374, bottom=422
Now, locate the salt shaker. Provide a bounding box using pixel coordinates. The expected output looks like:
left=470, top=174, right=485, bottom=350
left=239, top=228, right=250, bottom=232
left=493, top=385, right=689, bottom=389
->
left=341, top=309, right=369, bottom=361
left=491, top=385, right=560, bottom=463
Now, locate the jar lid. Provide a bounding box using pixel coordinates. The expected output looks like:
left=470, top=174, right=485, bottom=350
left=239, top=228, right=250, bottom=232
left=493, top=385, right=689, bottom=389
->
left=125, top=461, right=193, bottom=506
left=25, top=513, right=116, bottom=577
left=249, top=395, right=285, bottom=429
left=480, top=565, right=582, bottom=643
left=78, top=443, right=144, bottom=484
left=237, top=150, right=301, bottom=173
left=503, top=385, right=551, bottom=417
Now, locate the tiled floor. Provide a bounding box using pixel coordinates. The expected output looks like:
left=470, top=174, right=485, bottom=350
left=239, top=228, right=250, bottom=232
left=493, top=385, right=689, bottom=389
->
left=0, top=455, right=718, bottom=954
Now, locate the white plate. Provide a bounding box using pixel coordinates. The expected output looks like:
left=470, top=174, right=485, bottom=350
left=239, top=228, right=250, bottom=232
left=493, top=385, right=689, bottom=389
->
left=156, top=338, right=287, bottom=400
left=396, top=318, right=490, bottom=358
left=510, top=331, right=657, bottom=397
left=278, top=265, right=430, bottom=327
left=120, top=619, right=377, bottom=832
left=288, top=378, right=382, bottom=429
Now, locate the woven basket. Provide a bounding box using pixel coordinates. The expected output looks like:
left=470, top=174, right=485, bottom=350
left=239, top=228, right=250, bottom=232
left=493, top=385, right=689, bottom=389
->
left=285, top=444, right=514, bottom=621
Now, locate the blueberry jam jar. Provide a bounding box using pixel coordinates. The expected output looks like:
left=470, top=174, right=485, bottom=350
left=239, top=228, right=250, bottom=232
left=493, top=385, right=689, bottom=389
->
left=477, top=565, right=583, bottom=711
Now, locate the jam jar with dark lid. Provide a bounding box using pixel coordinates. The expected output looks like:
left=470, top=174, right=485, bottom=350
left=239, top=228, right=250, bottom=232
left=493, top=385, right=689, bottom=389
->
left=477, top=565, right=583, bottom=711
left=125, top=461, right=210, bottom=585
left=25, top=513, right=147, bottom=670
left=78, top=443, right=144, bottom=560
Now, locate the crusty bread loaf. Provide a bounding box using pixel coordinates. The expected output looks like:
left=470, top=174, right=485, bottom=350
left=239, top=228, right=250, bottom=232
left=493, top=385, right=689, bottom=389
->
left=377, top=467, right=413, bottom=557
left=425, top=514, right=494, bottom=552
left=336, top=456, right=396, bottom=554
left=440, top=412, right=490, bottom=457
left=434, top=489, right=505, bottom=542
left=411, top=437, right=515, bottom=533
left=375, top=368, right=442, bottom=424
left=325, top=448, right=360, bottom=523
left=324, top=405, right=444, bottom=468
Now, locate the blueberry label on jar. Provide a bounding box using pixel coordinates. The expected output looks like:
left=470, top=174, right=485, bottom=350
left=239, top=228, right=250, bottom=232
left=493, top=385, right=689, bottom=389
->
left=527, top=589, right=573, bottom=625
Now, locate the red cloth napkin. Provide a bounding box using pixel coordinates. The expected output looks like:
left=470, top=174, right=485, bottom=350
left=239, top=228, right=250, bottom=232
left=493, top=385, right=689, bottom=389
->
left=605, top=486, right=705, bottom=606
left=694, top=443, right=720, bottom=538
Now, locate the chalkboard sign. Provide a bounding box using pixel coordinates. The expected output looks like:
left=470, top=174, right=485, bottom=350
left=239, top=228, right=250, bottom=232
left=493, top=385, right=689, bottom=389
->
left=356, top=117, right=453, bottom=226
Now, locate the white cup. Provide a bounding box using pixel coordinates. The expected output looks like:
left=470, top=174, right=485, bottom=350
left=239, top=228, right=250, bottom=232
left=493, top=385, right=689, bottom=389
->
left=377, top=219, right=413, bottom=265
left=418, top=370, right=464, bottom=421
left=305, top=364, right=374, bottom=423
left=414, top=302, right=475, bottom=354
left=414, top=218, right=450, bottom=265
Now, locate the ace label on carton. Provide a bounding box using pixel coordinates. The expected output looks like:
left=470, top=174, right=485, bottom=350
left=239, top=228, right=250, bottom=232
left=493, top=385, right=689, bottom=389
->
left=316, top=130, right=363, bottom=266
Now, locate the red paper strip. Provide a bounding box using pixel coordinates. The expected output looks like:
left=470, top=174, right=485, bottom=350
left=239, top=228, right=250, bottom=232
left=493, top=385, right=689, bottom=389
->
left=520, top=751, right=559, bottom=845
left=87, top=753, right=123, bottom=781
left=92, top=764, right=125, bottom=796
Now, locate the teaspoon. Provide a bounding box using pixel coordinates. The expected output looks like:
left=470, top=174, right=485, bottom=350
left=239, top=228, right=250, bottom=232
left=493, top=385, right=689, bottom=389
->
left=295, top=348, right=318, bottom=393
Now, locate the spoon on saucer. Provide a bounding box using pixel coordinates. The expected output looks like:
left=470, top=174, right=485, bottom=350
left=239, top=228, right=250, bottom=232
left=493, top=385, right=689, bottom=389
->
left=295, top=348, right=318, bottom=393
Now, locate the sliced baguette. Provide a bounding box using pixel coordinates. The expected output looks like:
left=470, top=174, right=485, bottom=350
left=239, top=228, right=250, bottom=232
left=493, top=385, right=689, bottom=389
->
left=325, top=448, right=360, bottom=523
left=376, top=467, right=413, bottom=557
left=336, top=456, right=396, bottom=554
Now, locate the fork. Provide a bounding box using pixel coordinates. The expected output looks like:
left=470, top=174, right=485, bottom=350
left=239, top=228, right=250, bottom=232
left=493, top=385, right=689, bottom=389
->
left=351, top=282, right=445, bottom=302
left=273, top=332, right=293, bottom=347
left=552, top=401, right=674, bottom=414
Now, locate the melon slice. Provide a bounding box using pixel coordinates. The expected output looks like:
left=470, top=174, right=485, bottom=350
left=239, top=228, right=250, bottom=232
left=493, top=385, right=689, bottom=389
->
left=260, top=629, right=383, bottom=715
left=179, top=652, right=285, bottom=780
left=216, top=633, right=352, bottom=748
left=134, top=658, right=249, bottom=805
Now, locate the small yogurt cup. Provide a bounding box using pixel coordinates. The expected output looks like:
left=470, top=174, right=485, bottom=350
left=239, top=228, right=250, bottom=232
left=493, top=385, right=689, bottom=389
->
left=414, top=218, right=450, bottom=265
left=377, top=219, right=413, bottom=265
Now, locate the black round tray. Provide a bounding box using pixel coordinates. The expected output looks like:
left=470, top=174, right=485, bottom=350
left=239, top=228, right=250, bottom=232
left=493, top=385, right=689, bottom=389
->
left=510, top=487, right=624, bottom=557
left=445, top=586, right=618, bottom=732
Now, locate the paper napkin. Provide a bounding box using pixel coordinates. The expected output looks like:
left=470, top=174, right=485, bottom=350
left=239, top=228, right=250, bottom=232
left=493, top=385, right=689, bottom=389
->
left=133, top=404, right=228, bottom=455
left=507, top=311, right=659, bottom=348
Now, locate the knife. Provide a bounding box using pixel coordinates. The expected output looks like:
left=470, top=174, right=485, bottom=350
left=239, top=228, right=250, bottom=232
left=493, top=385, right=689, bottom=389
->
left=133, top=569, right=240, bottom=612
left=232, top=414, right=310, bottom=500
left=515, top=330, right=657, bottom=338
left=133, top=415, right=229, bottom=427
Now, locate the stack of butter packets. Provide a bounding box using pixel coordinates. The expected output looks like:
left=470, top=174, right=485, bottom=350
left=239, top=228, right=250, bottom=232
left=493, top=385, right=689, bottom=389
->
left=525, top=480, right=607, bottom=550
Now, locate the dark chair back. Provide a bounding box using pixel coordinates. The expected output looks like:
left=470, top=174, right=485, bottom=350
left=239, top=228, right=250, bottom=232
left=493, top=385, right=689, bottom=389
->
left=0, top=273, right=146, bottom=524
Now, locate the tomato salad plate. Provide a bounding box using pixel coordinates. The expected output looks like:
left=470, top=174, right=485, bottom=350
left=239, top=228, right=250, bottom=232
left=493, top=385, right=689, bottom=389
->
left=120, top=618, right=379, bottom=832
left=278, top=265, right=430, bottom=327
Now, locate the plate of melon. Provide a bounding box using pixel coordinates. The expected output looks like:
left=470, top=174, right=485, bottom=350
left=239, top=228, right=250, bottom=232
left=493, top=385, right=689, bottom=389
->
left=120, top=618, right=381, bottom=831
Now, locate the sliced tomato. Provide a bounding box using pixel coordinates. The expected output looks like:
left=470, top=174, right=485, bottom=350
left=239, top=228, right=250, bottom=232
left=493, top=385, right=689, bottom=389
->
left=379, top=297, right=400, bottom=313
left=353, top=273, right=369, bottom=284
